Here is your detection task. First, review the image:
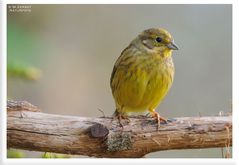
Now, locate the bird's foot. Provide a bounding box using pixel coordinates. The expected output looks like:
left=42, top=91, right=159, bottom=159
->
left=117, top=114, right=130, bottom=128
left=112, top=112, right=130, bottom=128
left=151, top=111, right=167, bottom=130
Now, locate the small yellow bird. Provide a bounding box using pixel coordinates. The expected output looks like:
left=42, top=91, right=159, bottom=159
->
left=110, top=28, right=178, bottom=126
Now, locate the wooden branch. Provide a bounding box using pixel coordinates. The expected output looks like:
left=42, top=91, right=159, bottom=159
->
left=7, top=100, right=232, bottom=158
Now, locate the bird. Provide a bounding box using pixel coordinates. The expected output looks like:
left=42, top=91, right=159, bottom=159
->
left=110, top=28, right=178, bottom=127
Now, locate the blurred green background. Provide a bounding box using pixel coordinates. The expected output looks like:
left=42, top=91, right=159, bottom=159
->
left=7, top=4, right=232, bottom=158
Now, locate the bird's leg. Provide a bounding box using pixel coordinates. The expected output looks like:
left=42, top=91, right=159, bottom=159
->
left=112, top=110, right=130, bottom=128
left=117, top=113, right=129, bottom=128
left=151, top=110, right=167, bottom=129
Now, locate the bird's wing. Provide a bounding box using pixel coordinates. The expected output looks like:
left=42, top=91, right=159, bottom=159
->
left=110, top=45, right=132, bottom=88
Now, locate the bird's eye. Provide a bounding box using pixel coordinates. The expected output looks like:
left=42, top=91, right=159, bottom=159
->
left=156, top=37, right=162, bottom=43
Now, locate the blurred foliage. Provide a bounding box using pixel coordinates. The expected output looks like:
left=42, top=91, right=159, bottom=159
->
left=7, top=21, right=40, bottom=63
left=7, top=20, right=43, bottom=158
left=7, top=62, right=41, bottom=81
left=42, top=152, right=71, bottom=158
left=7, top=20, right=71, bottom=159
left=7, top=149, right=25, bottom=158
left=7, top=21, right=42, bottom=81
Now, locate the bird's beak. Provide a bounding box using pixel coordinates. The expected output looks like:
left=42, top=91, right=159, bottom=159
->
left=167, top=41, right=179, bottom=50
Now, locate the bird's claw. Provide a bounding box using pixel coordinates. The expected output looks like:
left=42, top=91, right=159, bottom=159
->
left=151, top=111, right=167, bottom=130
left=112, top=113, right=130, bottom=128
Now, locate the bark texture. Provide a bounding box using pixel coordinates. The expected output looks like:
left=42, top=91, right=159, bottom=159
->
left=7, top=100, right=232, bottom=158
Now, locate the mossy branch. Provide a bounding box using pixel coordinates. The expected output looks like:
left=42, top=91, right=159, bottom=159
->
left=7, top=100, right=232, bottom=158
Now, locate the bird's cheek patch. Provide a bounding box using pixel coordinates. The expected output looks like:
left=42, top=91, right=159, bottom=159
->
left=142, top=40, right=154, bottom=50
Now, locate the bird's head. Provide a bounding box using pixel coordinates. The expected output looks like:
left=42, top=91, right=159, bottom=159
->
left=137, top=28, right=178, bottom=56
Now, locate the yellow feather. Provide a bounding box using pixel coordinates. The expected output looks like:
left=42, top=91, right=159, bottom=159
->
left=110, top=28, right=177, bottom=117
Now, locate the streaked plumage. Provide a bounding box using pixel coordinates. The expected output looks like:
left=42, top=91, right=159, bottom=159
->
left=110, top=28, right=178, bottom=126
